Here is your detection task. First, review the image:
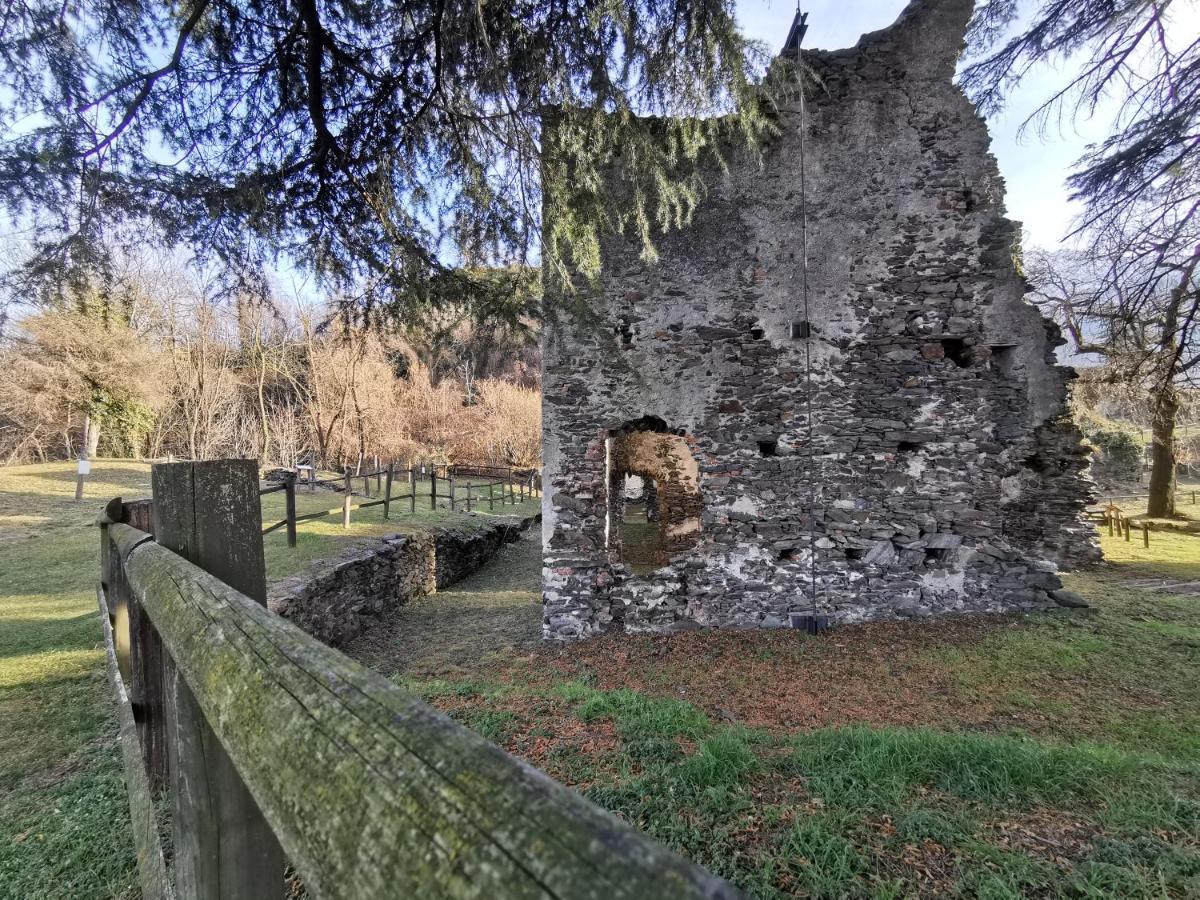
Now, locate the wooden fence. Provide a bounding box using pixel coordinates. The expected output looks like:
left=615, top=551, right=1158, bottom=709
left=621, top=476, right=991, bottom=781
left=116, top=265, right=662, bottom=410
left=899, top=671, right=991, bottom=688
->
left=98, top=459, right=736, bottom=899
left=1101, top=505, right=1154, bottom=547
left=259, top=463, right=542, bottom=547
left=1098, top=488, right=1198, bottom=507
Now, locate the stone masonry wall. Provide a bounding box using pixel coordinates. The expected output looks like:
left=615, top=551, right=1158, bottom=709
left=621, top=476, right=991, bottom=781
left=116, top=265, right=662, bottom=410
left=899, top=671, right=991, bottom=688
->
left=270, top=515, right=538, bottom=647
left=541, top=0, right=1098, bottom=641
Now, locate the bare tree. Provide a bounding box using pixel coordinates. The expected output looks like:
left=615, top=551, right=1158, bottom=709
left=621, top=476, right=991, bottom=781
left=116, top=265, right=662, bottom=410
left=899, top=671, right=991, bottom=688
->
left=1028, top=243, right=1199, bottom=515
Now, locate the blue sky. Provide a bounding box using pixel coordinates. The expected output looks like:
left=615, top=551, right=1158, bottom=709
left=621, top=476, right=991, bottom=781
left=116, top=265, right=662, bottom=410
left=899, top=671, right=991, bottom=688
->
left=735, top=0, right=1121, bottom=250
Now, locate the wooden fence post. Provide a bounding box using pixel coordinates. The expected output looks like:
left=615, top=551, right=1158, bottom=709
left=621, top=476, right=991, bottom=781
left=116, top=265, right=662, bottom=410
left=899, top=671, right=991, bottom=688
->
left=449, top=467, right=456, bottom=511
left=342, top=469, right=352, bottom=528
left=383, top=463, right=394, bottom=520
left=1143, top=523, right=1150, bottom=548
left=466, top=482, right=473, bottom=512
left=409, top=467, right=417, bottom=514
left=151, top=460, right=284, bottom=899
left=489, top=481, right=496, bottom=511
left=283, top=473, right=297, bottom=548
left=104, top=497, right=170, bottom=793
left=375, top=456, right=381, bottom=495
left=430, top=467, right=438, bottom=510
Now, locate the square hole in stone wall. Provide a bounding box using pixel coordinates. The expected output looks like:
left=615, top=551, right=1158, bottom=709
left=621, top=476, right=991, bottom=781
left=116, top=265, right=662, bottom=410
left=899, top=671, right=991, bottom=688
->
left=790, top=320, right=812, bottom=339
left=990, top=344, right=1017, bottom=376
left=758, top=438, right=779, bottom=457
left=940, top=337, right=970, bottom=367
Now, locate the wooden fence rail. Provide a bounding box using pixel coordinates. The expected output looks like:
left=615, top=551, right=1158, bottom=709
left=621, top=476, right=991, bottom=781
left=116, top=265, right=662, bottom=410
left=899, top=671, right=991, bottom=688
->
left=98, top=460, right=734, bottom=900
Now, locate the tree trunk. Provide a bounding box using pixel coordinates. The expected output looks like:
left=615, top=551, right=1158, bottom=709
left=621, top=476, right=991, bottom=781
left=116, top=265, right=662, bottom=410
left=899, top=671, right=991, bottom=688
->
left=1147, top=385, right=1178, bottom=518
left=85, top=411, right=101, bottom=458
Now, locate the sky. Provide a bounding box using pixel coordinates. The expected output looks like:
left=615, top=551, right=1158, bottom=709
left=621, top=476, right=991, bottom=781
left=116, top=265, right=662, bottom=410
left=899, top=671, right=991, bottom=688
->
left=734, top=0, right=1122, bottom=251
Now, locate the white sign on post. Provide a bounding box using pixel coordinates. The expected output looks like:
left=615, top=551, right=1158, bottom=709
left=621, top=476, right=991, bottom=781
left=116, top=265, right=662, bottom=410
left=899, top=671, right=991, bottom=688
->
left=77, top=458, right=91, bottom=475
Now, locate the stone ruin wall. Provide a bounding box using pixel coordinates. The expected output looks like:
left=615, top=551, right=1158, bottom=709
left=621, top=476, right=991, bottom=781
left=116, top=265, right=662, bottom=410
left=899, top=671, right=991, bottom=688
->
left=540, top=0, right=1099, bottom=641
left=270, top=514, right=539, bottom=647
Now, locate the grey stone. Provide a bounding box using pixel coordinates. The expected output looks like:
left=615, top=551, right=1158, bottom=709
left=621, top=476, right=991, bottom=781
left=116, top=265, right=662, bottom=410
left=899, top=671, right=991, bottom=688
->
left=1050, top=589, right=1090, bottom=609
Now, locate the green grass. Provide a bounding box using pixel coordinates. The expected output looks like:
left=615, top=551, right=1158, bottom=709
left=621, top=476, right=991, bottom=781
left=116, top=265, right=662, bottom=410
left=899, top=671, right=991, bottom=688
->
left=0, top=459, right=538, bottom=899
left=483, top=684, right=1200, bottom=897
left=398, top=524, right=1200, bottom=898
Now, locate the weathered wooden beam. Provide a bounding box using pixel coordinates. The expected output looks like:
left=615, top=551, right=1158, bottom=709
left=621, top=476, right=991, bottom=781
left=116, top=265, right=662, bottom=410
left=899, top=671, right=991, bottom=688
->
left=109, top=522, right=742, bottom=900
left=151, top=461, right=284, bottom=899
left=120, top=499, right=169, bottom=792
left=97, top=576, right=174, bottom=900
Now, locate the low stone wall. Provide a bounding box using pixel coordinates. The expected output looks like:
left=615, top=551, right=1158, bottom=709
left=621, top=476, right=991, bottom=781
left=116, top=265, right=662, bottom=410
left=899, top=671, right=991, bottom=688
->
left=269, top=514, right=538, bottom=647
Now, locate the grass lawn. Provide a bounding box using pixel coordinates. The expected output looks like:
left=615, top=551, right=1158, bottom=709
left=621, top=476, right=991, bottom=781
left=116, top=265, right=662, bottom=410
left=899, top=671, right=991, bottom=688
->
left=388, top=533, right=1200, bottom=897
left=0, top=459, right=537, bottom=899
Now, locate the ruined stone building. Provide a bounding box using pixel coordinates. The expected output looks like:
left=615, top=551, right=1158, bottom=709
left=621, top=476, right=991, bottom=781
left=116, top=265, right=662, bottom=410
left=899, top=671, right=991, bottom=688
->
left=540, top=0, right=1098, bottom=641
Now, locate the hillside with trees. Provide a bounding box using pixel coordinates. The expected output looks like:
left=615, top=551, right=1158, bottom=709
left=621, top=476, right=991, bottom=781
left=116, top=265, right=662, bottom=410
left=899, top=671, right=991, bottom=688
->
left=0, top=253, right=541, bottom=469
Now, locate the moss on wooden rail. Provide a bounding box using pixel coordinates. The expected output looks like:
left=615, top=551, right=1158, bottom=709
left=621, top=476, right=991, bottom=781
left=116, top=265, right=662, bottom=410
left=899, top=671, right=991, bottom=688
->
left=108, top=523, right=740, bottom=900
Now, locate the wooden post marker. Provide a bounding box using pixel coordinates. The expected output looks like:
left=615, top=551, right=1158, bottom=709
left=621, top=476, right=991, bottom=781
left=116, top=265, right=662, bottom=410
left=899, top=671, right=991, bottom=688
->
left=430, top=467, right=438, bottom=510
left=75, top=455, right=91, bottom=501
left=383, top=463, right=394, bottom=520
left=409, top=467, right=417, bottom=513
left=342, top=469, right=352, bottom=528
left=284, top=473, right=297, bottom=548
left=151, top=460, right=284, bottom=899
left=1143, top=523, right=1150, bottom=548
left=449, top=467, right=456, bottom=511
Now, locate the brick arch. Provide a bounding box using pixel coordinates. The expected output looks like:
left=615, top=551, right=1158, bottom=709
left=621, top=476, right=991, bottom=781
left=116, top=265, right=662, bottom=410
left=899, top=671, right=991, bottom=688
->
left=605, top=424, right=702, bottom=569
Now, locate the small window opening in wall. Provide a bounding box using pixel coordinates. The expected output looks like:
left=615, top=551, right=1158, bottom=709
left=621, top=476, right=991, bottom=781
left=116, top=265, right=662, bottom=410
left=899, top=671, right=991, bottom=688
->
left=896, top=440, right=922, bottom=454
left=990, top=344, right=1017, bottom=376
left=790, top=320, right=812, bottom=339
left=618, top=318, right=634, bottom=346
left=750, top=325, right=765, bottom=339
left=925, top=546, right=952, bottom=565
left=940, top=337, right=970, bottom=367
left=779, top=546, right=799, bottom=561
left=1023, top=453, right=1051, bottom=474
left=845, top=547, right=866, bottom=561
left=758, top=438, right=779, bottom=457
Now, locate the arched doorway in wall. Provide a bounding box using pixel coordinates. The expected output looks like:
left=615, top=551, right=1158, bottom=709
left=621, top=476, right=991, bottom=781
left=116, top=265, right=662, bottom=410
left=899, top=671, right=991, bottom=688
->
left=605, top=417, right=703, bottom=574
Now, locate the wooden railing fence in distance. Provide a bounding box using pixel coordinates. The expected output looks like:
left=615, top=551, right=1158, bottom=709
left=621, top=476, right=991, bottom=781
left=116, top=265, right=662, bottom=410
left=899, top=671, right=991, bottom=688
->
left=99, top=460, right=740, bottom=900
left=260, top=462, right=543, bottom=540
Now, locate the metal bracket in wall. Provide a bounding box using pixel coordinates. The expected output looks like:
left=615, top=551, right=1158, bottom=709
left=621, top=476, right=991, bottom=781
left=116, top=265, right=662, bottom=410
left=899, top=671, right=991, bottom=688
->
left=789, top=612, right=830, bottom=635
